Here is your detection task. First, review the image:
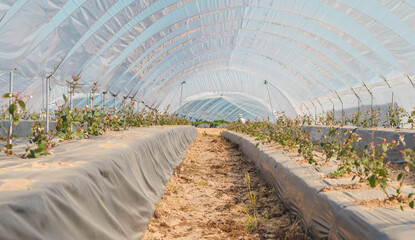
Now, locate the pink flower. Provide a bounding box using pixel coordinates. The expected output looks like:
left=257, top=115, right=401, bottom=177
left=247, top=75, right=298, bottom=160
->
left=72, top=75, right=81, bottom=81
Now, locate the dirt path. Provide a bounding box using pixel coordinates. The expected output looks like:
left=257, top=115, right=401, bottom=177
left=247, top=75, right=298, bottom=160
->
left=143, top=129, right=310, bottom=239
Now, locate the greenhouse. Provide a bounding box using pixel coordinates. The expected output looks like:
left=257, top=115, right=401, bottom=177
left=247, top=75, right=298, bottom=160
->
left=1, top=0, right=415, bottom=239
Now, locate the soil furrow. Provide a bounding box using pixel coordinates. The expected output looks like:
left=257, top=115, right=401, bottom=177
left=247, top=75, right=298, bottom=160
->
left=143, top=129, right=310, bottom=240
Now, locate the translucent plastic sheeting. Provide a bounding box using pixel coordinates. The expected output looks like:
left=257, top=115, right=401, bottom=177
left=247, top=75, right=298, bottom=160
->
left=177, top=97, right=257, bottom=122
left=0, top=126, right=197, bottom=239
left=1, top=1, right=415, bottom=120
left=176, top=92, right=275, bottom=121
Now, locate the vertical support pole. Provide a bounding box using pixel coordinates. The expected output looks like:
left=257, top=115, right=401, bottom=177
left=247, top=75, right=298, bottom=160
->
left=265, top=80, right=275, bottom=119
left=86, top=92, right=89, bottom=108
left=46, top=77, right=50, bottom=133
left=113, top=95, right=116, bottom=110
left=371, top=95, right=373, bottom=112
left=335, top=90, right=344, bottom=124
left=304, top=104, right=311, bottom=115
left=311, top=101, right=317, bottom=118
left=102, top=92, right=106, bottom=109
left=383, top=76, right=394, bottom=109
left=328, top=98, right=335, bottom=114
left=8, top=71, right=13, bottom=146
left=301, top=104, right=307, bottom=115
left=363, top=82, right=374, bottom=126
left=179, top=81, right=185, bottom=112
left=316, top=98, right=325, bottom=114
left=350, top=87, right=360, bottom=112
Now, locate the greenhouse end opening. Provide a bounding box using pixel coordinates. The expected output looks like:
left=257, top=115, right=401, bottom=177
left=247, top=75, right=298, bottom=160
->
left=1, top=1, right=415, bottom=239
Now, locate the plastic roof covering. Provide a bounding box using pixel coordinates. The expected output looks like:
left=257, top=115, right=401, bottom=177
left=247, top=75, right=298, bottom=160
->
left=1, top=0, right=415, bottom=120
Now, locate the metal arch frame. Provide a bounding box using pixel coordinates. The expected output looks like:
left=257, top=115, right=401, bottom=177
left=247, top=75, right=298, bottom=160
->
left=101, top=15, right=370, bottom=93
left=196, top=98, right=245, bottom=121
left=6, top=0, right=408, bottom=86
left=147, top=58, right=299, bottom=114
left=144, top=55, right=302, bottom=106
left=104, top=25, right=354, bottom=97
left=15, top=0, right=392, bottom=85
left=134, top=43, right=327, bottom=102
left=17, top=6, right=383, bottom=109
left=97, top=13, right=381, bottom=96
left=13, top=1, right=396, bottom=98
left=156, top=68, right=292, bottom=116
left=175, top=91, right=273, bottom=120
left=210, top=102, right=249, bottom=121
left=143, top=47, right=319, bottom=107
left=195, top=97, right=223, bottom=120
left=95, top=0, right=401, bottom=82
left=221, top=95, right=268, bottom=120
left=325, top=0, right=415, bottom=50
left=99, top=10, right=386, bottom=95
left=119, top=29, right=350, bottom=99
left=144, top=57, right=307, bottom=114
left=4, top=0, right=415, bottom=114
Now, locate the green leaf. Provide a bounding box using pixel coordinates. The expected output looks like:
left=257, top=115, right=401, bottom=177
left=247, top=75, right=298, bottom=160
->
left=368, top=175, right=377, bottom=188
left=38, top=140, right=46, bottom=151
left=2, top=93, right=10, bottom=98
left=409, top=193, right=414, bottom=198
left=380, top=180, right=387, bottom=189
left=410, top=201, right=414, bottom=209
left=63, top=94, right=68, bottom=102
left=378, top=169, right=387, bottom=178
left=18, top=100, right=25, bottom=111
left=12, top=114, right=19, bottom=125
left=29, top=149, right=40, bottom=158
left=405, top=165, right=410, bottom=172
left=400, top=205, right=404, bottom=211
left=8, top=103, right=16, bottom=115
left=397, top=172, right=404, bottom=181
left=33, top=150, right=40, bottom=158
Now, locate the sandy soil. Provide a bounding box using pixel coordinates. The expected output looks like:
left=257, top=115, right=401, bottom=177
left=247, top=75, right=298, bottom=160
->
left=0, top=178, right=35, bottom=191
left=143, top=129, right=310, bottom=240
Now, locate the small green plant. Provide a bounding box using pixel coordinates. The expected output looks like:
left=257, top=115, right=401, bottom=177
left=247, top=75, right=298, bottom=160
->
left=383, top=105, right=407, bottom=129
left=241, top=202, right=258, bottom=233
left=400, top=143, right=415, bottom=209
left=408, top=109, right=415, bottom=129
left=347, top=110, right=363, bottom=127
left=26, top=121, right=50, bottom=158
left=192, top=119, right=229, bottom=127
left=228, top=114, right=415, bottom=210
left=319, top=127, right=340, bottom=162
left=362, top=138, right=400, bottom=198
left=53, top=75, right=85, bottom=141
left=245, top=172, right=257, bottom=208
left=2, top=92, right=27, bottom=155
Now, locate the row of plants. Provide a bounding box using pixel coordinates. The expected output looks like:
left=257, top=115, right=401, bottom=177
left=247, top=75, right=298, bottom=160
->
left=228, top=115, right=415, bottom=210
left=2, top=75, right=189, bottom=158
left=191, top=119, right=229, bottom=127
left=300, top=105, right=415, bottom=129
